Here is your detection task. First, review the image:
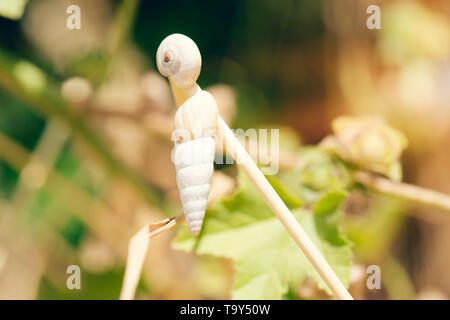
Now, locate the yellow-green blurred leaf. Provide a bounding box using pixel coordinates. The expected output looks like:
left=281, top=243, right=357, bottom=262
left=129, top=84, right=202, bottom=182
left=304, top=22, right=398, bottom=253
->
left=0, top=0, right=28, bottom=20
left=173, top=171, right=352, bottom=299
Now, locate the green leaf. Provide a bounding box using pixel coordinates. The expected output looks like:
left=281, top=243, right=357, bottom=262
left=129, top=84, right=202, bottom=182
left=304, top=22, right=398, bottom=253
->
left=314, top=191, right=347, bottom=215
left=173, top=171, right=352, bottom=299
left=298, top=148, right=353, bottom=194
left=269, top=148, right=353, bottom=204
left=0, top=0, right=28, bottom=20
left=265, top=174, right=304, bottom=209
left=313, top=191, right=350, bottom=246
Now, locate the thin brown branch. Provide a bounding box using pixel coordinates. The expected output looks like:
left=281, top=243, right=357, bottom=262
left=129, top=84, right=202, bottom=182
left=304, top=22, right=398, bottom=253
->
left=355, top=171, right=450, bottom=213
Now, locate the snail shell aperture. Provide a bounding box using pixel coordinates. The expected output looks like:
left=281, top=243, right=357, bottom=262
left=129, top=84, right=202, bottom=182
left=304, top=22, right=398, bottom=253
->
left=156, top=34, right=202, bottom=88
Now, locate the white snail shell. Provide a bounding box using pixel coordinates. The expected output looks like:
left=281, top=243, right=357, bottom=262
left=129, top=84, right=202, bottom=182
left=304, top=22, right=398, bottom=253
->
left=172, top=91, right=218, bottom=235
left=156, top=34, right=201, bottom=89
left=173, top=136, right=215, bottom=235
left=158, top=34, right=218, bottom=236
left=173, top=91, right=218, bottom=142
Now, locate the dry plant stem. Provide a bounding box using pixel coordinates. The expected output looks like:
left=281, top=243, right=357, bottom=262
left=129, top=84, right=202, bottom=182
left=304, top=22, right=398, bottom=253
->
left=355, top=171, right=450, bottom=212
left=120, top=215, right=183, bottom=300
left=107, top=0, right=141, bottom=56
left=217, top=116, right=353, bottom=300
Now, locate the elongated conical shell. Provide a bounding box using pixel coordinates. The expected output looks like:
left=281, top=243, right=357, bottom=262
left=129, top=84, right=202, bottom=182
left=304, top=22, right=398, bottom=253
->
left=173, top=91, right=218, bottom=142
left=173, top=137, right=215, bottom=235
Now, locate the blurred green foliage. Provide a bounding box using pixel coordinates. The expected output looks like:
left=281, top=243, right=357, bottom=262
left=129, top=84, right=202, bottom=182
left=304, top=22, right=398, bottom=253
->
left=0, top=0, right=444, bottom=300
left=174, top=170, right=352, bottom=299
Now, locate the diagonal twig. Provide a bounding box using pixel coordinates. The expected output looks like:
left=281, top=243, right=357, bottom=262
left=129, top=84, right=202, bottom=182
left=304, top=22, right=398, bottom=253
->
left=119, top=215, right=184, bottom=300
left=216, top=116, right=353, bottom=300
left=355, top=171, right=450, bottom=213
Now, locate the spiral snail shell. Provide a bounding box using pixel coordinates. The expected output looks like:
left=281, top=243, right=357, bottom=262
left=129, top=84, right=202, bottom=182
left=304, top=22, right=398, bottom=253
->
left=158, top=34, right=218, bottom=235
left=156, top=34, right=201, bottom=94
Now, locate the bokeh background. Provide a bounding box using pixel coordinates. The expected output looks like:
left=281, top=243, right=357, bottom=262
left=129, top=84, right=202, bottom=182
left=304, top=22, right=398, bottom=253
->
left=0, top=0, right=449, bottom=299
